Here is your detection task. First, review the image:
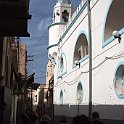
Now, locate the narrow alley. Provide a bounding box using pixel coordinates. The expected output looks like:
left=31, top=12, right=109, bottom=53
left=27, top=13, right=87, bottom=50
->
left=1, top=0, right=124, bottom=124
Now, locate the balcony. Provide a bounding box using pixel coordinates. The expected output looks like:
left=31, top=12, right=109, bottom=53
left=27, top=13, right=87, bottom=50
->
left=0, top=0, right=31, bottom=36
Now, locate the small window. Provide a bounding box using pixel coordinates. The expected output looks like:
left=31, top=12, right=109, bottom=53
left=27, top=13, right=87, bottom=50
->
left=77, top=82, right=83, bottom=104
left=56, top=10, right=60, bottom=16
left=62, top=10, right=69, bottom=22
left=58, top=53, right=67, bottom=76
left=35, top=95, right=37, bottom=102
left=60, top=90, right=63, bottom=105
left=60, top=57, right=64, bottom=72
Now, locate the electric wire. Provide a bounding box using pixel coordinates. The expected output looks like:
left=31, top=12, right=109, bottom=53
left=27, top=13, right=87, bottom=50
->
left=54, top=50, right=124, bottom=88
left=57, top=42, right=119, bottom=82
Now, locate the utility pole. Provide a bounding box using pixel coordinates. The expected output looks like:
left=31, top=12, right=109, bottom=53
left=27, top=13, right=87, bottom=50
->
left=87, top=0, right=92, bottom=119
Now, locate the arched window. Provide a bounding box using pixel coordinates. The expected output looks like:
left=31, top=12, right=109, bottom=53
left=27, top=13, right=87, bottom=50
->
left=60, top=90, right=63, bottom=105
left=114, top=63, right=124, bottom=99
left=62, top=10, right=69, bottom=23
left=60, top=57, right=64, bottom=72
left=73, top=33, right=88, bottom=64
left=58, top=53, right=67, bottom=76
left=77, top=82, right=83, bottom=104
left=104, top=0, right=124, bottom=42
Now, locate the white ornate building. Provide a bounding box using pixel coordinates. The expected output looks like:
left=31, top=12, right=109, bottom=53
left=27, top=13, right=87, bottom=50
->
left=47, top=0, right=124, bottom=123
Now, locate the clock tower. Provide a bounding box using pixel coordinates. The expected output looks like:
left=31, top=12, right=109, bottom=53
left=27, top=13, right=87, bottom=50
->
left=48, top=0, right=72, bottom=56
left=53, top=0, right=72, bottom=23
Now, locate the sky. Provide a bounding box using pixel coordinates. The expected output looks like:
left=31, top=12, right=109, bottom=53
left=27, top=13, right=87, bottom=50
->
left=21, top=0, right=80, bottom=84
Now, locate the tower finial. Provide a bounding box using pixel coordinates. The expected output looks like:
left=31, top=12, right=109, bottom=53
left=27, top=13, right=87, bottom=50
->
left=57, top=0, right=71, bottom=4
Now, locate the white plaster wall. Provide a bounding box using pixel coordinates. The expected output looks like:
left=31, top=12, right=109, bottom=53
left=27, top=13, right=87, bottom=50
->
left=48, top=24, right=65, bottom=55
left=49, top=24, right=65, bottom=46
left=52, top=0, right=124, bottom=120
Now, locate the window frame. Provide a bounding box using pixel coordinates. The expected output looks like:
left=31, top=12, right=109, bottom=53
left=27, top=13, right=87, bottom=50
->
left=73, top=31, right=89, bottom=68
left=102, top=0, right=124, bottom=48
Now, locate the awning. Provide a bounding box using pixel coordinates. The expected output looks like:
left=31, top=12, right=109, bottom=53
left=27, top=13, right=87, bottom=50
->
left=24, top=73, right=35, bottom=89
left=12, top=64, right=22, bottom=83
left=26, top=83, right=40, bottom=90
left=13, top=73, right=35, bottom=94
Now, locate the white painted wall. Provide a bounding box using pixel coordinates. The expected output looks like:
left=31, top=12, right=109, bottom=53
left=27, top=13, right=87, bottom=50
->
left=49, top=0, right=124, bottom=120
left=53, top=2, right=72, bottom=23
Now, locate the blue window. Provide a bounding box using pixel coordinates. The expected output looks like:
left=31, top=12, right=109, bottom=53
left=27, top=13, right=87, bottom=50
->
left=73, top=33, right=88, bottom=67
left=58, top=53, right=67, bottom=77
left=60, top=90, right=63, bottom=105
left=77, top=82, right=83, bottom=104
left=103, top=0, right=124, bottom=47
left=114, top=63, right=124, bottom=99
